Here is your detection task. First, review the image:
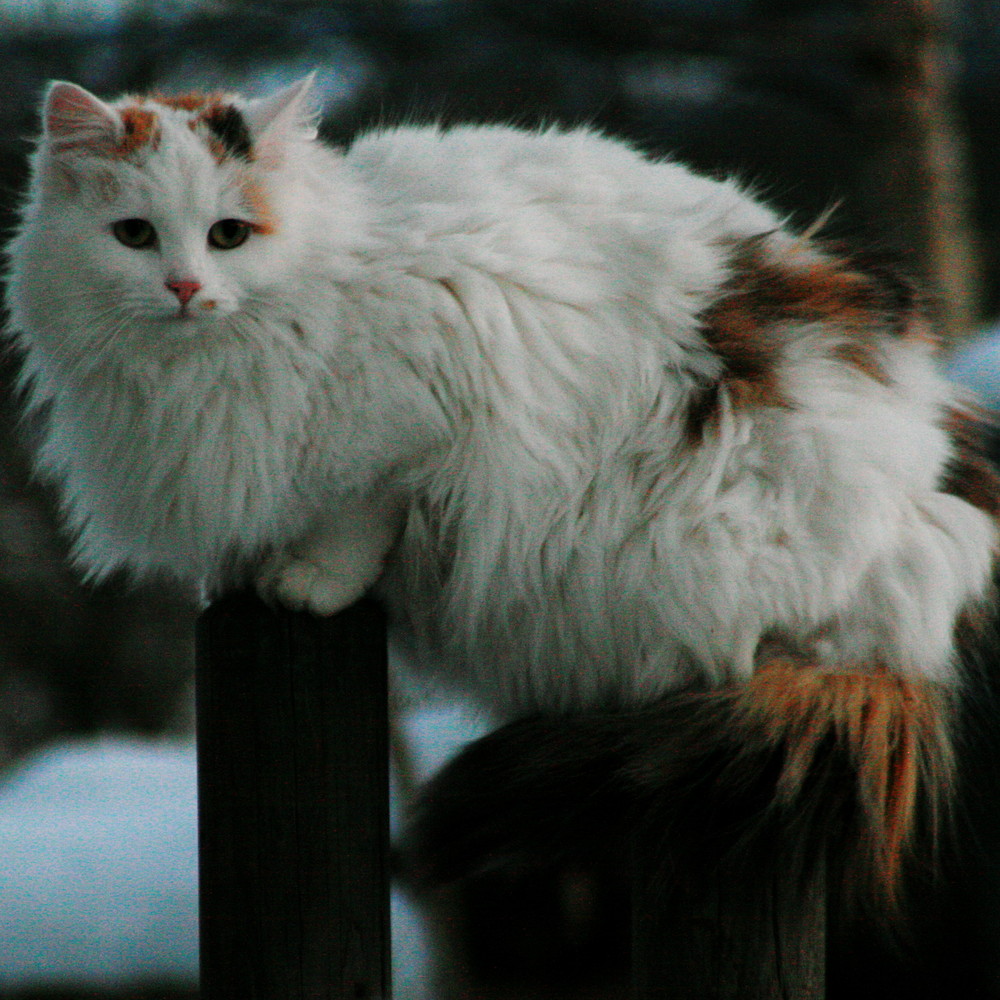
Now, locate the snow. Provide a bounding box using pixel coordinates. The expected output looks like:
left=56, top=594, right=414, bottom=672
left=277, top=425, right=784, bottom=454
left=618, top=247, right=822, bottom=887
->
left=0, top=738, right=198, bottom=991
left=948, top=324, right=1000, bottom=409
left=0, top=701, right=488, bottom=997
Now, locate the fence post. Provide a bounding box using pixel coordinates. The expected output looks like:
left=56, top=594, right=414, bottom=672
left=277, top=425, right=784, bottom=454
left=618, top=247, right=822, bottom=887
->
left=196, top=591, right=390, bottom=999
left=630, top=832, right=827, bottom=999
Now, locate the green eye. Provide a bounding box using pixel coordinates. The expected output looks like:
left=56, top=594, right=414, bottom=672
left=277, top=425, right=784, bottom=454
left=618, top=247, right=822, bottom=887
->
left=208, top=219, right=251, bottom=250
left=112, top=218, right=156, bottom=249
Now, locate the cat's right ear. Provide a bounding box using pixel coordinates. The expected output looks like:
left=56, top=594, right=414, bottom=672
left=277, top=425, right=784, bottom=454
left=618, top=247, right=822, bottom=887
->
left=42, top=81, right=120, bottom=157
left=243, top=74, right=319, bottom=167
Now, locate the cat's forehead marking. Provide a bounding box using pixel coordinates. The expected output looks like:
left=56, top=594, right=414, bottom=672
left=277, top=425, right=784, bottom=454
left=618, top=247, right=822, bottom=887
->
left=197, top=104, right=254, bottom=163
left=115, top=105, right=161, bottom=158
left=148, top=91, right=255, bottom=164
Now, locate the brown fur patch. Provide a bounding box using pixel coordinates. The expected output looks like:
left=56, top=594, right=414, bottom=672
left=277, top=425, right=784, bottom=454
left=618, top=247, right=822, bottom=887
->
left=116, top=106, right=160, bottom=157
left=152, top=91, right=254, bottom=163
left=838, top=250, right=922, bottom=337
left=733, top=660, right=953, bottom=902
left=693, top=238, right=926, bottom=436
left=697, top=240, right=789, bottom=416
left=831, top=339, right=891, bottom=384
left=940, top=406, right=1000, bottom=519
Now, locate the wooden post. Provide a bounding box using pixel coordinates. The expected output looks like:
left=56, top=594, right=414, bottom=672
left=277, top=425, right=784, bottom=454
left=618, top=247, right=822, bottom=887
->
left=196, top=592, right=390, bottom=999
left=630, top=833, right=826, bottom=999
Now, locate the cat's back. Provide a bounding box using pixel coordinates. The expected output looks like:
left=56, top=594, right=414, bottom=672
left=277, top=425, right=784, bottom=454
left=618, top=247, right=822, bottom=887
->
left=344, top=122, right=775, bottom=251
left=341, top=122, right=778, bottom=331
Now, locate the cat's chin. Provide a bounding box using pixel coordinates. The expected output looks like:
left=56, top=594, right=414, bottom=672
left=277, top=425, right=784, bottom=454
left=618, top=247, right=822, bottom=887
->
left=147, top=314, right=228, bottom=340
left=159, top=308, right=231, bottom=328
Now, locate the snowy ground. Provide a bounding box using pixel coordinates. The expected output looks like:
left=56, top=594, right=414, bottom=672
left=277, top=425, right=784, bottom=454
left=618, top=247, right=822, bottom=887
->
left=947, top=323, right=1000, bottom=409
left=0, top=702, right=488, bottom=998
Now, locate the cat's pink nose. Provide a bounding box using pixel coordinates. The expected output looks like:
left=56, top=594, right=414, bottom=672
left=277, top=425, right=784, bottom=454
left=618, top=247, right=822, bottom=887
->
left=165, top=279, right=201, bottom=306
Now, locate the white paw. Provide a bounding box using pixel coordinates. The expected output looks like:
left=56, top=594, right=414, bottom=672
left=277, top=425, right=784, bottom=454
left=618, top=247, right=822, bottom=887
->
left=255, top=553, right=370, bottom=616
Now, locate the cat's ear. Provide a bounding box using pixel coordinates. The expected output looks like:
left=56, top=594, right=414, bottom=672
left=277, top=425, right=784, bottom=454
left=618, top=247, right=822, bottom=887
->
left=43, top=81, right=121, bottom=156
left=243, top=74, right=319, bottom=164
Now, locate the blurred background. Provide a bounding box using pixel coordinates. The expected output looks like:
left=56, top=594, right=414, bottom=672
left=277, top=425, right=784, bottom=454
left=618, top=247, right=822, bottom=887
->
left=0, top=0, right=999, bottom=997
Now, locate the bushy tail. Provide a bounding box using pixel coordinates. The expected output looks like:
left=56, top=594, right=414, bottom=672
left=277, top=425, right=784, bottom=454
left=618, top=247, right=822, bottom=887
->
left=402, top=660, right=954, bottom=911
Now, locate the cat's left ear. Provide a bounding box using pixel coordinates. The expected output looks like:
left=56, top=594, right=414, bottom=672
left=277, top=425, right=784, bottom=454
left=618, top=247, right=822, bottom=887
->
left=243, top=74, right=319, bottom=165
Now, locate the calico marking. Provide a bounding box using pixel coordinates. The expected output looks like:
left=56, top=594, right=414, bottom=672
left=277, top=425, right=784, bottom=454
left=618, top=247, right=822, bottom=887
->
left=698, top=238, right=790, bottom=413
left=107, top=94, right=253, bottom=164
left=116, top=106, right=161, bottom=157
left=693, top=237, right=923, bottom=437
left=405, top=660, right=954, bottom=906
left=198, top=104, right=254, bottom=162
left=152, top=90, right=255, bottom=162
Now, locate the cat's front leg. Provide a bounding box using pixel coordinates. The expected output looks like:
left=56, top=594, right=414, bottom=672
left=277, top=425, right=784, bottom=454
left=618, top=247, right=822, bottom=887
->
left=256, top=494, right=403, bottom=616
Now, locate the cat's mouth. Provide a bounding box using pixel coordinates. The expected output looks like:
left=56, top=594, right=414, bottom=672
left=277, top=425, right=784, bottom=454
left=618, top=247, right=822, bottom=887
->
left=166, top=299, right=225, bottom=323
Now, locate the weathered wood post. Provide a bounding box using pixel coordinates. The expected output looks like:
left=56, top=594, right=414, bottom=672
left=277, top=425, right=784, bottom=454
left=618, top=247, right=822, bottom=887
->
left=630, top=840, right=827, bottom=999
left=196, top=591, right=390, bottom=999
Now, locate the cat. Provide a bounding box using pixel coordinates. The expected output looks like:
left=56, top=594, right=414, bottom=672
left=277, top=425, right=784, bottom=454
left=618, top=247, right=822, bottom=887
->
left=6, top=75, right=1000, bottom=901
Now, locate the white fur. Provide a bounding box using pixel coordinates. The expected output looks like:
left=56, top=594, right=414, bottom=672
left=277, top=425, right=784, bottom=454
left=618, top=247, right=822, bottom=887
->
left=6, top=79, right=996, bottom=715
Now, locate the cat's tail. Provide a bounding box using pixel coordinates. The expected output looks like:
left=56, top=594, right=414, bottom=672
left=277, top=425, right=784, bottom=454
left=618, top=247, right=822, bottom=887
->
left=401, top=656, right=956, bottom=911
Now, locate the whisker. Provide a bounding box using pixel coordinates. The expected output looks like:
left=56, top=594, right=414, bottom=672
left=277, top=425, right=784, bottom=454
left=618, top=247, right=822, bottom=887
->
left=37, top=306, right=137, bottom=378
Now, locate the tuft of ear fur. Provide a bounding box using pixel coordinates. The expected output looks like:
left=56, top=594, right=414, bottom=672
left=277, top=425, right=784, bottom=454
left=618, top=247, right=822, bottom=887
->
left=43, top=81, right=121, bottom=156
left=243, top=74, right=319, bottom=165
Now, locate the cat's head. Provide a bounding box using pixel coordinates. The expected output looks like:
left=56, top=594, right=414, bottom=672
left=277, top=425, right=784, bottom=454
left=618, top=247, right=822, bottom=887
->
left=10, top=75, right=327, bottom=354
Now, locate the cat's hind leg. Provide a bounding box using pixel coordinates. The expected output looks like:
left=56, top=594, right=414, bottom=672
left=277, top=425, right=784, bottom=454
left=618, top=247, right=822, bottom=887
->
left=256, top=494, right=402, bottom=616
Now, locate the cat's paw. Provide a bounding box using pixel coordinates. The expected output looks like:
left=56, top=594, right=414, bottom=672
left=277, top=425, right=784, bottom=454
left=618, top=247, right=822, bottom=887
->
left=255, top=553, right=372, bottom=616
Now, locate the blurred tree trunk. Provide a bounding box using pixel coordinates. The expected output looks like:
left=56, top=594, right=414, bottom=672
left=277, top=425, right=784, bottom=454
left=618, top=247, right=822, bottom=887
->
left=858, top=0, right=981, bottom=344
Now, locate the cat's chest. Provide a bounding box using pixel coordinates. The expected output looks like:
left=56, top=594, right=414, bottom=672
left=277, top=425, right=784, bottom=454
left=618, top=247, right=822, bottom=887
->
left=49, top=355, right=321, bottom=547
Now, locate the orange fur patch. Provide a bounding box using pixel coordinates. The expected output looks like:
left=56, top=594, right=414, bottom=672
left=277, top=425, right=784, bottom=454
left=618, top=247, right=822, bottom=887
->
left=116, top=106, right=160, bottom=157
left=240, top=178, right=277, bottom=235
left=732, top=660, right=953, bottom=902
left=153, top=90, right=223, bottom=112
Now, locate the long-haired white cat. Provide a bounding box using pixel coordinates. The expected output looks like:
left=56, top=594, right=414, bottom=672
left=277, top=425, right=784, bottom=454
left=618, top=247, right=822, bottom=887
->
left=6, top=76, right=999, bottom=895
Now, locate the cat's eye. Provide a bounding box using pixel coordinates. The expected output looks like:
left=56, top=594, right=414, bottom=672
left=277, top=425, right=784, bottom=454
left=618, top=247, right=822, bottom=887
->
left=112, top=218, right=157, bottom=249
left=208, top=219, right=251, bottom=250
